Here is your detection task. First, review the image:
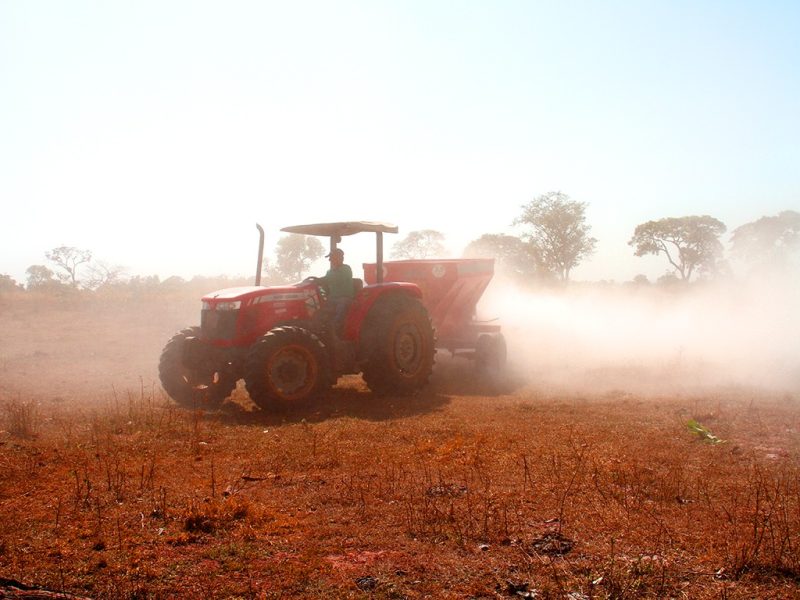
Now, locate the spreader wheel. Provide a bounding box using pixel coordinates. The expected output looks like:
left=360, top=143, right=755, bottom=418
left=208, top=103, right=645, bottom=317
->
left=244, top=326, right=330, bottom=410
left=360, top=294, right=435, bottom=395
left=476, top=333, right=507, bottom=371
left=158, top=326, right=236, bottom=409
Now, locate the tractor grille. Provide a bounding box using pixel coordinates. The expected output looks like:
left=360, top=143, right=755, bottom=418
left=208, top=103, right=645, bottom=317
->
left=201, top=309, right=238, bottom=341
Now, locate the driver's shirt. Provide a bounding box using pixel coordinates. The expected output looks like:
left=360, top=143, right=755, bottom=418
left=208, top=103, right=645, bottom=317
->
left=320, top=264, right=354, bottom=299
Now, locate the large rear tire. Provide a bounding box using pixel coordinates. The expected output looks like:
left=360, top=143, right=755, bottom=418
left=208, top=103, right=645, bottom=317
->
left=360, top=294, right=435, bottom=395
left=158, top=327, right=236, bottom=409
left=244, top=326, right=330, bottom=410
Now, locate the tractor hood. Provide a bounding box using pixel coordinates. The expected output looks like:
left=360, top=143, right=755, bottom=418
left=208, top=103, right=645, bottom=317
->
left=201, top=284, right=310, bottom=304
left=203, top=286, right=266, bottom=301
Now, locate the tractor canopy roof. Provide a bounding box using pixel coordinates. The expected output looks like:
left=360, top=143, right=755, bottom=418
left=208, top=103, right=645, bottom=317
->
left=280, top=221, right=398, bottom=238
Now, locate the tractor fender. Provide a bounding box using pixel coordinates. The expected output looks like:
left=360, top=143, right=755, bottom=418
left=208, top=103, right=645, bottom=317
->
left=342, top=282, right=422, bottom=341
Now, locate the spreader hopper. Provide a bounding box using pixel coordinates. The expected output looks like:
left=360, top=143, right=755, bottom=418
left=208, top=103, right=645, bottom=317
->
left=363, top=259, right=505, bottom=367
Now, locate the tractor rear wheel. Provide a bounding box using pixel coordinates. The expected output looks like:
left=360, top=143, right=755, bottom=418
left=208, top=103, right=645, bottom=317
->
left=244, top=326, right=330, bottom=410
left=360, top=294, right=435, bottom=395
left=159, top=327, right=236, bottom=409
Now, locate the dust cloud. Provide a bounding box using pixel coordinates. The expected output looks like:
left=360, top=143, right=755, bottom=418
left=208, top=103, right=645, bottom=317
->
left=3, top=272, right=796, bottom=404
left=479, top=273, right=800, bottom=396
left=0, top=293, right=199, bottom=401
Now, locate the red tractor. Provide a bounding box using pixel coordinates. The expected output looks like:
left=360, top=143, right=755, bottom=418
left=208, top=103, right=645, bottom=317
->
left=159, top=222, right=437, bottom=410
left=159, top=221, right=506, bottom=411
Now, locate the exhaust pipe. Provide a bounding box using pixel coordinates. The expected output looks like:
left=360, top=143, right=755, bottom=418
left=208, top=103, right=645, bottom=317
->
left=376, top=231, right=384, bottom=284
left=255, top=223, right=265, bottom=286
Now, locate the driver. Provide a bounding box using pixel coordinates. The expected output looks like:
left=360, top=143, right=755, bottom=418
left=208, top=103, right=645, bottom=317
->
left=317, top=247, right=355, bottom=331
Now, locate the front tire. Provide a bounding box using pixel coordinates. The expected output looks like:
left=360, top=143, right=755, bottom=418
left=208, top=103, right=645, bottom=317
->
left=360, top=294, right=435, bottom=395
left=158, top=327, right=236, bottom=409
left=244, top=326, right=330, bottom=410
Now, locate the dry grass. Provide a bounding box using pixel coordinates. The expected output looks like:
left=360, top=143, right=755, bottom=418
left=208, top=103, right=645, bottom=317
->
left=2, top=397, right=39, bottom=438
left=1, top=382, right=799, bottom=599
left=1, top=294, right=799, bottom=598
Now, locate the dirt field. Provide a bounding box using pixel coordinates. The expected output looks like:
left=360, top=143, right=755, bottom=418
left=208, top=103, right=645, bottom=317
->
left=1, top=292, right=799, bottom=599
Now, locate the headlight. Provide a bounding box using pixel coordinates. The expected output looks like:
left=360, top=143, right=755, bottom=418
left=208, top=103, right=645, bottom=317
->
left=203, top=300, right=242, bottom=311
left=215, top=301, right=242, bottom=311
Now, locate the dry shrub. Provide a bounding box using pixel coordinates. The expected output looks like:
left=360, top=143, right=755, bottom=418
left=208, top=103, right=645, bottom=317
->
left=725, top=462, right=800, bottom=580
left=2, top=397, right=39, bottom=438
left=183, top=496, right=253, bottom=534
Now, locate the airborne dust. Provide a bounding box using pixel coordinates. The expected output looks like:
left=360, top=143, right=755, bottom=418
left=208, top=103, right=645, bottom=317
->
left=1, top=267, right=797, bottom=404
left=479, top=270, right=800, bottom=396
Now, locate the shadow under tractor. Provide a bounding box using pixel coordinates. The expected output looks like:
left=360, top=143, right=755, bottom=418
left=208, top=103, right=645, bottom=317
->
left=159, top=221, right=504, bottom=411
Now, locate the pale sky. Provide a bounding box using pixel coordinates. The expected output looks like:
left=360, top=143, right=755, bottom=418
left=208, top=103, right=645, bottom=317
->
left=2, top=0, right=798, bottom=284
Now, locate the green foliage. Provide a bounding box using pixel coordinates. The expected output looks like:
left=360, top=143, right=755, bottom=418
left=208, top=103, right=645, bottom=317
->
left=686, top=419, right=725, bottom=444
left=513, top=191, right=597, bottom=281
left=628, top=215, right=726, bottom=281
left=391, top=229, right=447, bottom=259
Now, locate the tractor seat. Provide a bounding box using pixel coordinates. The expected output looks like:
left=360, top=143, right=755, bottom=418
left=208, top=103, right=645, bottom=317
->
left=353, top=278, right=364, bottom=293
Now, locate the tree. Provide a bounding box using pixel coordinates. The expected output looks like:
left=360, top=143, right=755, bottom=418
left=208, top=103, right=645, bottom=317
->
left=657, top=272, right=681, bottom=286
left=463, top=233, right=546, bottom=280
left=513, top=191, right=597, bottom=281
left=25, top=265, right=58, bottom=290
left=84, top=261, right=127, bottom=290
left=161, top=275, right=186, bottom=288
left=271, top=234, right=325, bottom=282
left=628, top=215, right=726, bottom=281
left=730, top=210, right=800, bottom=266
left=127, top=274, right=161, bottom=291
left=45, top=246, right=92, bottom=287
left=0, top=274, right=23, bottom=292
left=391, top=230, right=447, bottom=259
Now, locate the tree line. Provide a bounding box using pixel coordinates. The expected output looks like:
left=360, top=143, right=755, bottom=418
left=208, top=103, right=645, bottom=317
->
left=392, top=194, right=799, bottom=285
left=2, top=194, right=798, bottom=292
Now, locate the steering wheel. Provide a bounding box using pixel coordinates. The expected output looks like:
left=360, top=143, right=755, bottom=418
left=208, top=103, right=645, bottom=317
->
left=302, top=276, right=327, bottom=299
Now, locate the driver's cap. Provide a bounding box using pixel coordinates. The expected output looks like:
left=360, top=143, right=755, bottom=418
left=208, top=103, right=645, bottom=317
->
left=325, top=248, right=344, bottom=259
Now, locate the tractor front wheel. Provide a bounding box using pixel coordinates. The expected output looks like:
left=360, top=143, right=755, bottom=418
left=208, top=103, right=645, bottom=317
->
left=158, top=327, right=236, bottom=409
left=244, top=326, right=330, bottom=410
left=360, top=294, right=435, bottom=395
